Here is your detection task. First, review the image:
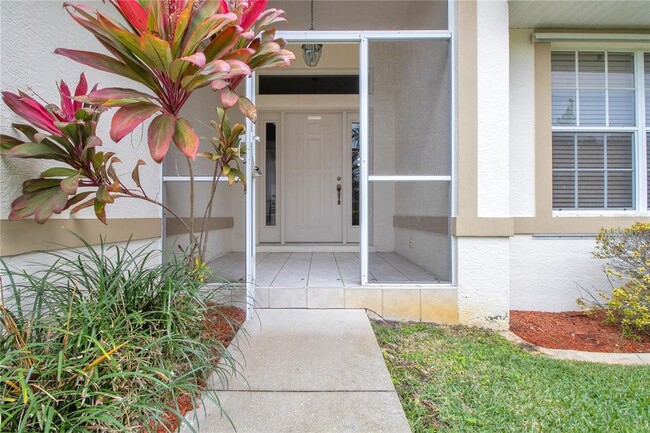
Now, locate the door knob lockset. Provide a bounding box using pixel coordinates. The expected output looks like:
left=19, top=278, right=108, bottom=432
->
left=336, top=184, right=342, bottom=205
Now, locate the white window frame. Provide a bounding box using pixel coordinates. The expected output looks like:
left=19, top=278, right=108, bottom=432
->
left=551, top=48, right=649, bottom=217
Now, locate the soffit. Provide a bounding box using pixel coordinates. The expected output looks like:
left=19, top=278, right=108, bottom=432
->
left=509, top=0, right=650, bottom=30
left=269, top=1, right=447, bottom=31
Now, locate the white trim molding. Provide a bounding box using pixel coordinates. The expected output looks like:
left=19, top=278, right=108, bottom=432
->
left=531, top=33, right=650, bottom=44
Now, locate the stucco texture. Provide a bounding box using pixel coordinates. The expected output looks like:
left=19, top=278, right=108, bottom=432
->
left=510, top=235, right=611, bottom=312
left=457, top=237, right=510, bottom=330
left=0, top=1, right=161, bottom=221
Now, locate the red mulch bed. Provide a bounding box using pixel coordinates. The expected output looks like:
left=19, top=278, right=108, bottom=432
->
left=510, top=310, right=650, bottom=353
left=154, top=304, right=246, bottom=433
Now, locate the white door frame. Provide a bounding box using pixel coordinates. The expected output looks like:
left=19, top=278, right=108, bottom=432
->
left=245, top=74, right=257, bottom=320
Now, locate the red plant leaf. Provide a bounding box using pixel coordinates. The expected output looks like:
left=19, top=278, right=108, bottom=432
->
left=140, top=32, right=173, bottom=72
left=64, top=191, right=93, bottom=211
left=96, top=185, right=115, bottom=204
left=241, top=1, right=268, bottom=30
left=221, top=88, right=239, bottom=109
left=12, top=124, right=38, bottom=142
left=23, top=179, right=61, bottom=193
left=173, top=118, right=199, bottom=159
left=70, top=197, right=95, bottom=215
left=203, top=59, right=230, bottom=75
left=224, top=48, right=255, bottom=63
left=115, top=0, right=148, bottom=32
left=110, top=102, right=160, bottom=142
left=54, top=48, right=152, bottom=88
left=2, top=92, right=61, bottom=136
left=73, top=73, right=88, bottom=112
left=5, top=142, right=68, bottom=161
left=170, top=52, right=206, bottom=81
left=131, top=159, right=146, bottom=189
left=86, top=135, right=103, bottom=148
left=0, top=134, right=24, bottom=152
left=147, top=114, right=176, bottom=163
left=211, top=79, right=229, bottom=91
left=181, top=52, right=206, bottom=68
left=203, top=26, right=241, bottom=62
left=9, top=186, right=69, bottom=224
left=182, top=12, right=237, bottom=57
left=59, top=80, right=75, bottom=122
left=236, top=96, right=257, bottom=122
left=87, top=87, right=152, bottom=105
left=226, top=59, right=252, bottom=77
left=60, top=174, right=82, bottom=195
left=94, top=199, right=107, bottom=224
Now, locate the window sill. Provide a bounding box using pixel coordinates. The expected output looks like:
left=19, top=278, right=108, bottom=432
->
left=552, top=211, right=649, bottom=218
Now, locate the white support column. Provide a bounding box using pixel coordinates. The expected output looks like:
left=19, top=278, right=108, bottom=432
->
left=359, top=38, right=369, bottom=285
left=245, top=74, right=257, bottom=320
left=457, top=237, right=511, bottom=329
left=457, top=0, right=512, bottom=330
left=476, top=0, right=511, bottom=217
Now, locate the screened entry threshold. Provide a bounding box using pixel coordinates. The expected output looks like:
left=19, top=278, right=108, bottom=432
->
left=208, top=252, right=446, bottom=288
left=257, top=244, right=360, bottom=253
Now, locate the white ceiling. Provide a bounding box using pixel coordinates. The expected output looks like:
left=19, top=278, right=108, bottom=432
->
left=509, top=0, right=650, bottom=29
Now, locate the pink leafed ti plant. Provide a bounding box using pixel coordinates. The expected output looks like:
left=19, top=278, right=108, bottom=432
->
left=0, top=74, right=156, bottom=224
left=56, top=0, right=294, bottom=162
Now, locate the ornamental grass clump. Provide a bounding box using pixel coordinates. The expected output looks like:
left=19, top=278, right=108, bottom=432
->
left=582, top=222, right=650, bottom=338
left=0, top=238, right=241, bottom=432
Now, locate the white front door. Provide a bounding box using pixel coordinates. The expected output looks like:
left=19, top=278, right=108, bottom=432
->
left=285, top=113, right=343, bottom=242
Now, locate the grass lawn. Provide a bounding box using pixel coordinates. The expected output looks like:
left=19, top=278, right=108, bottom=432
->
left=372, top=321, right=650, bottom=433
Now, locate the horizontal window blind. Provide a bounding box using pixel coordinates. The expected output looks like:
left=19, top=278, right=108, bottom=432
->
left=551, top=52, right=635, bottom=127
left=552, top=50, right=648, bottom=212
left=553, top=133, right=634, bottom=210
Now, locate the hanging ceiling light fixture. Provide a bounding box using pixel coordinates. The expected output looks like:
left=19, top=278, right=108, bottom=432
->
left=302, top=0, right=322, bottom=67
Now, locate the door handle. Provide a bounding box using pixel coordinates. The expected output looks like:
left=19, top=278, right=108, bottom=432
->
left=336, top=184, right=342, bottom=205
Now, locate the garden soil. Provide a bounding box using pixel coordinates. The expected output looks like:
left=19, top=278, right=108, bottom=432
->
left=510, top=310, right=650, bottom=353
left=155, top=305, right=246, bottom=433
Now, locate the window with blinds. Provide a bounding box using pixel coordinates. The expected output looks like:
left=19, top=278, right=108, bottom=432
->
left=552, top=50, right=649, bottom=211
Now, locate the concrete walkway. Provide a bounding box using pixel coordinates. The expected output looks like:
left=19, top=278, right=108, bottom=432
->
left=181, top=309, right=411, bottom=433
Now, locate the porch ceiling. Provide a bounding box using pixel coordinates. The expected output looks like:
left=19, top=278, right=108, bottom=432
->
left=509, top=0, right=650, bottom=30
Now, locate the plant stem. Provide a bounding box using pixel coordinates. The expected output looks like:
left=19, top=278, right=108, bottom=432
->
left=186, top=156, right=196, bottom=256
left=200, top=161, right=223, bottom=260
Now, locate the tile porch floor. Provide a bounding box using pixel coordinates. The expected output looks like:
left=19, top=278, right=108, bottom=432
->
left=208, top=251, right=442, bottom=287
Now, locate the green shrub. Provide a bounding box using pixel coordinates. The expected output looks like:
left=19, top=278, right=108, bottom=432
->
left=587, top=222, right=650, bottom=337
left=0, top=238, right=241, bottom=432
